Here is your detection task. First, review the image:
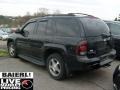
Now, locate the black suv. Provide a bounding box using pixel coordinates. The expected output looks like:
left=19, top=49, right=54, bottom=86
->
left=7, top=13, right=116, bottom=80
left=105, top=21, right=120, bottom=58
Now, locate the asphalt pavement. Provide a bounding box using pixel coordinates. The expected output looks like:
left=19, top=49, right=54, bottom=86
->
left=0, top=40, right=7, bottom=50
left=0, top=40, right=120, bottom=90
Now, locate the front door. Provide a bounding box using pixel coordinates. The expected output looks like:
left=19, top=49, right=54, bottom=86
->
left=16, top=21, right=37, bottom=57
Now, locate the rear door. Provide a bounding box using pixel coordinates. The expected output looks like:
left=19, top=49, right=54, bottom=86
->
left=80, top=17, right=112, bottom=58
left=31, top=19, right=48, bottom=59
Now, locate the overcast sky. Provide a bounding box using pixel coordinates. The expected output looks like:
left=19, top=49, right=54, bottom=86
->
left=0, top=0, right=120, bottom=20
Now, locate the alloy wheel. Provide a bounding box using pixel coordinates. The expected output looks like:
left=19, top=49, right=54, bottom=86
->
left=49, top=58, right=61, bottom=77
left=9, top=44, right=15, bottom=56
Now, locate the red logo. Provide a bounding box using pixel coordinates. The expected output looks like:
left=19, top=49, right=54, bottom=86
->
left=22, top=80, right=33, bottom=89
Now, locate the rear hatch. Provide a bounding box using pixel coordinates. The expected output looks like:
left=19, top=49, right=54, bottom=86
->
left=80, top=17, right=112, bottom=58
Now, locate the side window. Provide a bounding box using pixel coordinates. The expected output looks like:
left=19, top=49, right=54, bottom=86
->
left=23, top=22, right=36, bottom=36
left=110, top=23, right=120, bottom=35
left=55, top=18, right=80, bottom=37
left=46, top=19, right=56, bottom=35
left=37, top=20, right=47, bottom=35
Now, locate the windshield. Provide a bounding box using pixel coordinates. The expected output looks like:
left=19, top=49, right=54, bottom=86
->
left=80, top=17, right=110, bottom=37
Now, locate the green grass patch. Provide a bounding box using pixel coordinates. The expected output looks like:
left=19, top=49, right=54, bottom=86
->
left=0, top=49, right=8, bottom=57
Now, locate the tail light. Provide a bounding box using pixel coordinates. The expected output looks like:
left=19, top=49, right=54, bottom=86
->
left=76, top=41, right=88, bottom=55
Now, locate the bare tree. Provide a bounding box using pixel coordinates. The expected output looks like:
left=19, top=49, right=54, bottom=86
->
left=36, top=8, right=49, bottom=17
left=114, top=14, right=120, bottom=21
left=26, top=12, right=31, bottom=16
left=53, top=10, right=61, bottom=15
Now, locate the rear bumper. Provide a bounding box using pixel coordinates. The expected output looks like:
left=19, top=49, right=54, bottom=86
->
left=77, top=49, right=116, bottom=63
left=67, top=49, right=116, bottom=71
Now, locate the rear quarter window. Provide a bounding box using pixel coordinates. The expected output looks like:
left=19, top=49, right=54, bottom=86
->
left=55, top=18, right=80, bottom=37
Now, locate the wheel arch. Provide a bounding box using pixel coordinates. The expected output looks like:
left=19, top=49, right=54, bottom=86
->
left=44, top=47, right=67, bottom=64
left=7, top=39, right=15, bottom=46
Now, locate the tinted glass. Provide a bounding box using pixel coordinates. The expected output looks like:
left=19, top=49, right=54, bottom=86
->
left=46, top=19, right=56, bottom=35
left=37, top=21, right=47, bottom=35
left=23, top=22, right=36, bottom=35
left=80, top=18, right=110, bottom=37
left=109, top=23, right=120, bottom=35
left=55, top=18, right=80, bottom=37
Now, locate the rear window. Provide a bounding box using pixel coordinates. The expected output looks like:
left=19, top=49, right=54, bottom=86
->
left=80, top=18, right=110, bottom=37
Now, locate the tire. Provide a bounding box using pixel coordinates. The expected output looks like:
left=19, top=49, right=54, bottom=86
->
left=113, top=65, right=120, bottom=90
left=47, top=53, right=66, bottom=80
left=116, top=51, right=120, bottom=60
left=8, top=42, right=17, bottom=57
left=113, top=83, right=118, bottom=90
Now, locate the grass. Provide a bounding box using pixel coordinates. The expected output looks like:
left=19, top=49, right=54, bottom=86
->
left=0, top=49, right=8, bottom=57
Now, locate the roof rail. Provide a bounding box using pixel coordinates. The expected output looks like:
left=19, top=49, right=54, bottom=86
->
left=46, top=13, right=92, bottom=16
left=42, top=13, right=97, bottom=18
left=68, top=13, right=95, bottom=17
left=68, top=13, right=88, bottom=15
left=45, top=14, right=72, bottom=16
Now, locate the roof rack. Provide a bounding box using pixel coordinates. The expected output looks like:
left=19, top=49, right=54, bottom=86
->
left=46, top=14, right=72, bottom=16
left=68, top=13, right=89, bottom=15
left=68, top=13, right=96, bottom=17
left=45, top=13, right=94, bottom=17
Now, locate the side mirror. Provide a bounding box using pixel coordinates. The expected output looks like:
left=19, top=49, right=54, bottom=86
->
left=15, top=29, right=21, bottom=34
